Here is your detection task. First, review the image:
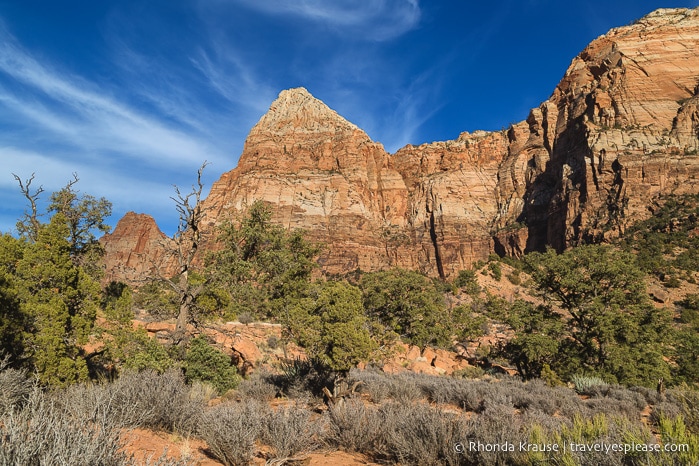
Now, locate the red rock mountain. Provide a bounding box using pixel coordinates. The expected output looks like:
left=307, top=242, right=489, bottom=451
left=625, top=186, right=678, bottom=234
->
left=101, top=212, right=176, bottom=284
left=103, top=7, right=699, bottom=282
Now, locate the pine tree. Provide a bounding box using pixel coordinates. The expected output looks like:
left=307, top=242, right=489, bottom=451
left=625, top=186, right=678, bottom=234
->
left=14, top=214, right=100, bottom=385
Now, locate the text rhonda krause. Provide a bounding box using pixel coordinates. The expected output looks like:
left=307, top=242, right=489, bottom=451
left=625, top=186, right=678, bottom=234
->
left=464, top=441, right=690, bottom=454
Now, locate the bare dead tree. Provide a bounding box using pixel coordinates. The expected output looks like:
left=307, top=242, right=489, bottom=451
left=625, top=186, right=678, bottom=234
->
left=13, top=173, right=44, bottom=241
left=168, top=161, right=210, bottom=346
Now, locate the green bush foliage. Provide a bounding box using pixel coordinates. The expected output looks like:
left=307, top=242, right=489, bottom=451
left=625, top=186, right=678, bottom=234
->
left=184, top=335, right=240, bottom=394
left=360, top=268, right=451, bottom=347
left=454, top=269, right=481, bottom=295
left=570, top=374, right=609, bottom=395
left=621, top=194, right=699, bottom=276
left=206, top=200, right=321, bottom=321
left=523, top=245, right=672, bottom=386
left=13, top=214, right=101, bottom=386
left=288, top=281, right=376, bottom=372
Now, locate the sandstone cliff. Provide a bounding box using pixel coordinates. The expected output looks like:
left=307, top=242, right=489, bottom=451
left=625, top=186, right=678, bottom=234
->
left=201, top=87, right=411, bottom=274
left=521, top=7, right=699, bottom=252
left=103, top=7, right=699, bottom=282
left=101, top=212, right=176, bottom=284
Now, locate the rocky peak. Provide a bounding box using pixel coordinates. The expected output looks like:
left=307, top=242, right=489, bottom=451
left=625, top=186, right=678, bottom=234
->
left=254, top=87, right=359, bottom=135
left=100, top=212, right=175, bottom=284
left=236, top=87, right=370, bottom=174
left=518, top=7, right=699, bottom=251
left=102, top=7, right=699, bottom=283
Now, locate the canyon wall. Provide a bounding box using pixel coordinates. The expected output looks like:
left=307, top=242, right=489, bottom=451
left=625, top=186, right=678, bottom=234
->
left=103, top=7, right=699, bottom=282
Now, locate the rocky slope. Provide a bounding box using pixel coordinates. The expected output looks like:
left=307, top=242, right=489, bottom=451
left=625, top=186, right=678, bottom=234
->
left=101, top=212, right=176, bottom=284
left=103, top=7, right=699, bottom=282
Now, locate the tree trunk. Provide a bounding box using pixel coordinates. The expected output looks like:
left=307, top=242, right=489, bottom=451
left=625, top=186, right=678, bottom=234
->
left=173, top=270, right=190, bottom=345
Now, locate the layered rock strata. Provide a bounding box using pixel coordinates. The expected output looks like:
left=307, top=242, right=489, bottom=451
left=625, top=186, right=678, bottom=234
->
left=103, top=7, right=699, bottom=282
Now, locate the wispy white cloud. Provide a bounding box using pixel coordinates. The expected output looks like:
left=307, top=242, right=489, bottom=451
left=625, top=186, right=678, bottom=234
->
left=228, top=0, right=421, bottom=41
left=0, top=26, right=224, bottom=168
left=190, top=45, right=276, bottom=114
left=103, top=12, right=274, bottom=157
left=0, top=22, right=236, bottom=234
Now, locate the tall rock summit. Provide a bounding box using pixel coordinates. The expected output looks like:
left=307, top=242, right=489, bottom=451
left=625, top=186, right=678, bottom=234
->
left=201, top=87, right=410, bottom=275
left=103, top=7, right=699, bottom=282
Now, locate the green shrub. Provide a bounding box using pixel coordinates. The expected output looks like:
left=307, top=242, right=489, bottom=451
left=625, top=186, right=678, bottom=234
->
left=570, top=374, right=609, bottom=395
left=120, top=329, right=175, bottom=373
left=361, top=269, right=451, bottom=347
left=290, top=281, right=377, bottom=371
left=454, top=269, right=480, bottom=295
left=237, top=312, right=253, bottom=325
left=506, top=270, right=521, bottom=285
left=487, top=261, right=502, bottom=281
left=184, top=335, right=240, bottom=395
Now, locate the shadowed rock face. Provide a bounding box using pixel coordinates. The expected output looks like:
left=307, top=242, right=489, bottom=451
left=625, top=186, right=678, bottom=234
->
left=103, top=8, right=699, bottom=283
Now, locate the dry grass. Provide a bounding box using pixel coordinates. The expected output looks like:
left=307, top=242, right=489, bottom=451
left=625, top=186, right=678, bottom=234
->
left=1, top=361, right=697, bottom=466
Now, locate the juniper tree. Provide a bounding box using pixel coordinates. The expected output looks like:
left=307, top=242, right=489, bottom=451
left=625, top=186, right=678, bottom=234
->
left=523, top=245, right=673, bottom=386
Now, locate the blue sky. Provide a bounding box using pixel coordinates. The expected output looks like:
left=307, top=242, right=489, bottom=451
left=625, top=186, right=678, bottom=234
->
left=1, top=0, right=697, bottom=236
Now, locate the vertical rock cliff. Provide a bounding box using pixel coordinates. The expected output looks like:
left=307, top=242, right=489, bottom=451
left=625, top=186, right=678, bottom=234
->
left=102, top=7, right=699, bottom=283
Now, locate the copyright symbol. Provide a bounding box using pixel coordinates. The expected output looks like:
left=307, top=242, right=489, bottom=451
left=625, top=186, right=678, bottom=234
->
left=454, top=442, right=465, bottom=454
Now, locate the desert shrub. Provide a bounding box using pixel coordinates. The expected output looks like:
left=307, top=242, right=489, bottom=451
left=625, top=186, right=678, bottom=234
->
left=0, top=360, right=30, bottom=415
left=184, top=335, right=240, bottom=395
left=0, top=386, right=130, bottom=466
left=197, top=401, right=268, bottom=466
left=656, top=415, right=699, bottom=465
left=271, top=357, right=333, bottom=399
left=376, top=402, right=468, bottom=466
left=465, top=403, right=528, bottom=466
left=526, top=413, right=669, bottom=466
left=266, top=334, right=279, bottom=349
left=667, top=386, right=699, bottom=434
left=588, top=385, right=648, bottom=411
left=188, top=380, right=218, bottom=405
left=629, top=385, right=663, bottom=406
left=571, top=374, right=609, bottom=395
left=453, top=366, right=486, bottom=379
left=325, top=399, right=384, bottom=454
left=583, top=397, right=642, bottom=421
left=348, top=368, right=423, bottom=403
left=261, top=405, right=324, bottom=461
left=651, top=401, right=683, bottom=427
left=108, top=369, right=205, bottom=435
left=417, top=373, right=473, bottom=405
left=510, top=379, right=584, bottom=417
left=237, top=371, right=278, bottom=402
